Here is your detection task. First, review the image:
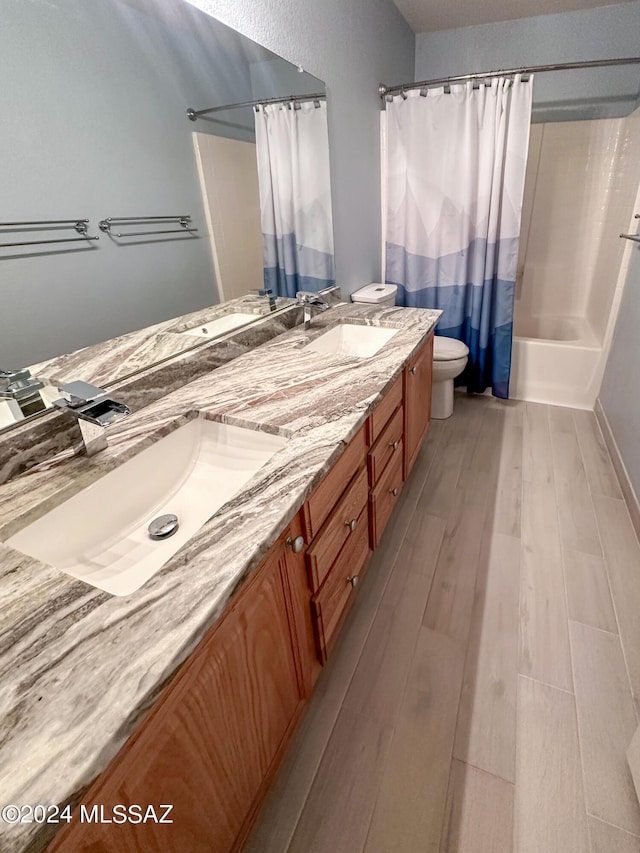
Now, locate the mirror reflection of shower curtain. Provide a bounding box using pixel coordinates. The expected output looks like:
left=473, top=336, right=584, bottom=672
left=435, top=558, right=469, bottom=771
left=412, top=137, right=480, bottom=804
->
left=254, top=101, right=335, bottom=297
left=385, top=76, right=533, bottom=398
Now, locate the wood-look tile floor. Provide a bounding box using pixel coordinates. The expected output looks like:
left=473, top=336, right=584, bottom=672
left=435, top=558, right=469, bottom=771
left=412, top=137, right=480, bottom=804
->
left=246, top=395, right=640, bottom=853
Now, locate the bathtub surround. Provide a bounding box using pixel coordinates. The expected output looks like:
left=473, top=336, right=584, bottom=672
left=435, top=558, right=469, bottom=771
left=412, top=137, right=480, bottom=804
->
left=384, top=77, right=532, bottom=398
left=256, top=100, right=335, bottom=296
left=509, top=106, right=640, bottom=408
left=0, top=302, right=439, bottom=852
left=515, top=113, right=640, bottom=342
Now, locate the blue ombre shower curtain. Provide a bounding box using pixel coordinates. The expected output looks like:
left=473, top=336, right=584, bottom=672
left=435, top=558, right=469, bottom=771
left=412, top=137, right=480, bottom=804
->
left=254, top=101, right=335, bottom=297
left=385, top=76, right=533, bottom=398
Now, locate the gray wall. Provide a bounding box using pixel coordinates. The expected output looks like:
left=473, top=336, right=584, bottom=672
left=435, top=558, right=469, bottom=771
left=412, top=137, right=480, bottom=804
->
left=189, top=0, right=415, bottom=297
left=600, top=245, right=640, bottom=499
left=415, top=2, right=640, bottom=121
left=2, top=0, right=230, bottom=366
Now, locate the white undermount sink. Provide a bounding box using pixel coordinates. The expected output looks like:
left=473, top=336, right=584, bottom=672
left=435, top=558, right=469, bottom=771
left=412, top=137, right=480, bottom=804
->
left=178, top=312, right=259, bottom=339
left=304, top=323, right=399, bottom=358
left=7, top=419, right=287, bottom=596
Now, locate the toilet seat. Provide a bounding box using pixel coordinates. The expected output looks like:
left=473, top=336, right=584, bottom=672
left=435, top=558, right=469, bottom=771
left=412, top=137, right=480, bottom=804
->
left=434, top=337, right=469, bottom=361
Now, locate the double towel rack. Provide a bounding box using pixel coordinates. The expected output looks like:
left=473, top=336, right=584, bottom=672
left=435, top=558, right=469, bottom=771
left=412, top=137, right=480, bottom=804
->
left=98, top=215, right=197, bottom=238
left=620, top=214, right=640, bottom=244
left=0, top=219, right=99, bottom=249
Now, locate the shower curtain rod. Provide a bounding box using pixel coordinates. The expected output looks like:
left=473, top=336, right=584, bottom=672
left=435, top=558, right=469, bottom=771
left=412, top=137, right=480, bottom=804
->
left=187, top=91, right=326, bottom=121
left=378, top=56, right=640, bottom=97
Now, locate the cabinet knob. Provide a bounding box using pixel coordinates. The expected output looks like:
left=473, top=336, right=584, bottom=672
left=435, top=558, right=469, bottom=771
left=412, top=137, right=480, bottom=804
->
left=344, top=518, right=357, bottom=532
left=389, top=487, right=398, bottom=496
left=389, top=440, right=399, bottom=450
left=286, top=535, right=305, bottom=553
left=346, top=575, right=359, bottom=588
left=410, top=366, right=417, bottom=374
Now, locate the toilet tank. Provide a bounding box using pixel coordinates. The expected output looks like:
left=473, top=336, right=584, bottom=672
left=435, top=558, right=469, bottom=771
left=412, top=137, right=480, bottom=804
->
left=350, top=283, right=397, bottom=307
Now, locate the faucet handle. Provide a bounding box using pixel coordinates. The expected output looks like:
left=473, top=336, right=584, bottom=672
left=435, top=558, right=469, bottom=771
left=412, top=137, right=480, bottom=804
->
left=56, top=380, right=107, bottom=408
left=0, top=368, right=44, bottom=399
left=1, top=368, right=31, bottom=383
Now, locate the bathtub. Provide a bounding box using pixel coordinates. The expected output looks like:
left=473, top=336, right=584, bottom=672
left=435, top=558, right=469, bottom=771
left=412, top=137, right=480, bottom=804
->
left=510, top=315, right=602, bottom=408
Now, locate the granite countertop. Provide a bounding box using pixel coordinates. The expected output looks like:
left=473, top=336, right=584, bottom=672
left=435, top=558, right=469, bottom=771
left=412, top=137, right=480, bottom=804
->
left=29, top=293, right=293, bottom=388
left=1, top=297, right=299, bottom=485
left=0, top=301, right=440, bottom=852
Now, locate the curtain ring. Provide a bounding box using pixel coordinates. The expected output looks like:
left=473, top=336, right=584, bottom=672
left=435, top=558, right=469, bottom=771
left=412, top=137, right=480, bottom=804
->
left=420, top=86, right=428, bottom=97
left=313, top=99, right=321, bottom=108
left=443, top=83, right=451, bottom=94
left=401, top=87, right=407, bottom=100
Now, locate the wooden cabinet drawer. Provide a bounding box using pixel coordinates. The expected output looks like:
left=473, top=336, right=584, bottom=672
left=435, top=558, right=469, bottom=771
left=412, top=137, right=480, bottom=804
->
left=367, top=405, right=403, bottom=486
left=306, top=465, right=368, bottom=593
left=368, top=372, right=403, bottom=444
left=369, top=441, right=404, bottom=548
left=303, top=425, right=366, bottom=541
left=311, top=505, right=371, bottom=662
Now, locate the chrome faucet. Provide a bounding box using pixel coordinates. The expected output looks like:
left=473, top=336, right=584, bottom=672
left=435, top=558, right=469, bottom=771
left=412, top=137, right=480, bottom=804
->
left=249, top=288, right=278, bottom=311
left=53, top=380, right=130, bottom=456
left=296, top=291, right=331, bottom=330
left=0, top=368, right=47, bottom=418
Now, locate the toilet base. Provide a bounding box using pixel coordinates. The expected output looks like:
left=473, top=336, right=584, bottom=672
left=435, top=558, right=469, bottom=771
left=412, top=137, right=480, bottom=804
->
left=431, top=378, right=455, bottom=419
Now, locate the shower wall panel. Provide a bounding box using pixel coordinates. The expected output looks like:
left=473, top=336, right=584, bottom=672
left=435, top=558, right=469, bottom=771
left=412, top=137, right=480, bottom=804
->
left=515, top=110, right=640, bottom=343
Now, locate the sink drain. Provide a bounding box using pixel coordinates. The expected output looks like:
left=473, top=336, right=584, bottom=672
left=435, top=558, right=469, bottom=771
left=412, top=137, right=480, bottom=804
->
left=148, top=514, right=179, bottom=540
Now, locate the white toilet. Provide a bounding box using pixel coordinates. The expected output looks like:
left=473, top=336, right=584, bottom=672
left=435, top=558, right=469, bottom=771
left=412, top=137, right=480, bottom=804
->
left=350, top=283, right=398, bottom=307
left=432, top=337, right=469, bottom=419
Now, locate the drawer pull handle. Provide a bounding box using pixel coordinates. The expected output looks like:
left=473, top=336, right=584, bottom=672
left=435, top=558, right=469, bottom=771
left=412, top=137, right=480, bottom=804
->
left=286, top=535, right=305, bottom=554
left=389, top=440, right=399, bottom=450
left=410, top=366, right=417, bottom=374
left=344, top=518, right=357, bottom=532
left=389, top=487, right=399, bottom=496
left=347, top=575, right=359, bottom=588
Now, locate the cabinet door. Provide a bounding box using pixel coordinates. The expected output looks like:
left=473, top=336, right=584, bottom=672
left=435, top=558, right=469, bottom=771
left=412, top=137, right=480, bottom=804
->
left=280, top=512, right=321, bottom=695
left=403, top=332, right=434, bottom=478
left=49, top=546, right=301, bottom=853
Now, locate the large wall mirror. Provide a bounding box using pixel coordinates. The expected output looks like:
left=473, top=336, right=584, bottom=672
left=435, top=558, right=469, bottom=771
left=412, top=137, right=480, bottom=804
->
left=1, top=0, right=334, bottom=429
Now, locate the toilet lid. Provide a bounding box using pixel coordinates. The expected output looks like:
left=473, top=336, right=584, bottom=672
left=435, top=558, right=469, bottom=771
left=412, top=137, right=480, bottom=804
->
left=351, top=283, right=398, bottom=304
left=434, top=336, right=469, bottom=360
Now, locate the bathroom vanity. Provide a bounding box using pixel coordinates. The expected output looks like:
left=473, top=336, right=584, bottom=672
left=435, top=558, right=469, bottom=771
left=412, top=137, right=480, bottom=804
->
left=0, top=302, right=439, bottom=852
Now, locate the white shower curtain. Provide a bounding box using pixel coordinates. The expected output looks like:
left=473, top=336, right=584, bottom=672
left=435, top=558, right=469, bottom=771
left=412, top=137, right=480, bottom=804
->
left=385, top=76, right=532, bottom=397
left=254, top=100, right=335, bottom=297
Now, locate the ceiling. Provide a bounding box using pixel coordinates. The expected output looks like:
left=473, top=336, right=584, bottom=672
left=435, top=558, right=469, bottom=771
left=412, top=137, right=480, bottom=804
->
left=392, top=0, right=637, bottom=32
